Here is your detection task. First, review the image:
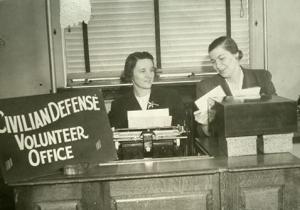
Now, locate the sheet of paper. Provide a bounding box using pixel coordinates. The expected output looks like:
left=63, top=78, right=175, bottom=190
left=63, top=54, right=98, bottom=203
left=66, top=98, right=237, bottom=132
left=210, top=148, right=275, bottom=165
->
left=194, top=109, right=209, bottom=125
left=232, top=87, right=261, bottom=99
left=194, top=86, right=225, bottom=124
left=127, top=108, right=171, bottom=128
left=128, top=108, right=169, bottom=118
left=194, top=85, right=226, bottom=111
left=128, top=116, right=172, bottom=129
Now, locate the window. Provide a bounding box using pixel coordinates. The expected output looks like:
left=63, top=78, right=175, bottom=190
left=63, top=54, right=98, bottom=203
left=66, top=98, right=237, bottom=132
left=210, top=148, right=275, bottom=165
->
left=159, top=0, right=226, bottom=73
left=64, top=0, right=156, bottom=79
left=63, top=0, right=249, bottom=83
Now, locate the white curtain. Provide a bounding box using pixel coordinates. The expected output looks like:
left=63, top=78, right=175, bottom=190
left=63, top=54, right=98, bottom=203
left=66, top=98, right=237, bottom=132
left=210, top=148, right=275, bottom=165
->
left=60, top=0, right=92, bottom=28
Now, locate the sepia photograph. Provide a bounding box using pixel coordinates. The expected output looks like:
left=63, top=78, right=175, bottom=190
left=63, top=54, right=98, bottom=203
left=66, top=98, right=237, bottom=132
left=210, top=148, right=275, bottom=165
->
left=0, top=0, right=300, bottom=209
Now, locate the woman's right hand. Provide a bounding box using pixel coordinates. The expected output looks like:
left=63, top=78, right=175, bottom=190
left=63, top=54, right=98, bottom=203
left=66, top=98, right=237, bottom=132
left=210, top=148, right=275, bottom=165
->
left=194, top=108, right=216, bottom=125
left=194, top=110, right=208, bottom=125
left=194, top=109, right=217, bottom=136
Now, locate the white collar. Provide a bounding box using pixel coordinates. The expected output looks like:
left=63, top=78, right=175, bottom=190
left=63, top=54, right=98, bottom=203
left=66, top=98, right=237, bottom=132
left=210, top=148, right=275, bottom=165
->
left=135, top=93, right=151, bottom=110
left=225, top=70, right=244, bottom=94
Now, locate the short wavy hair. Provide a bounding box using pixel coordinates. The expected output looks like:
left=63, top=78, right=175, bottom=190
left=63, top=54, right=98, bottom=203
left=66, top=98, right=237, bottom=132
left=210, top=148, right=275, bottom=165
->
left=120, top=51, right=155, bottom=83
left=208, top=36, right=243, bottom=60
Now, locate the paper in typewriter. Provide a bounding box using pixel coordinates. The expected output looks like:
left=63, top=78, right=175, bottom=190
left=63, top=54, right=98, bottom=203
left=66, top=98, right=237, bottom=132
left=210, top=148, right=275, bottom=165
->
left=127, top=108, right=172, bottom=128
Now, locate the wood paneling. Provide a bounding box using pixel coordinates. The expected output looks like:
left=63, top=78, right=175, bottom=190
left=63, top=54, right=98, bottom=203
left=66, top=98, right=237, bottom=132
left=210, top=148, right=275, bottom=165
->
left=15, top=183, right=104, bottom=210
left=112, top=192, right=212, bottom=210
left=35, top=200, right=82, bottom=210
left=10, top=153, right=300, bottom=210
left=222, top=169, right=300, bottom=210
left=106, top=175, right=219, bottom=210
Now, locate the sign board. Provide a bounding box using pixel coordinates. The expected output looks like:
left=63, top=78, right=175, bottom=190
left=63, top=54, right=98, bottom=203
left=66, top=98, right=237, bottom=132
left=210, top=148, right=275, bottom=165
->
left=0, top=88, right=117, bottom=183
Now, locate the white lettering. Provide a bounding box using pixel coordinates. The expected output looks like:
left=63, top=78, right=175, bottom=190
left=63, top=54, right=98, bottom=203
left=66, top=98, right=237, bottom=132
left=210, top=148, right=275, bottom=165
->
left=14, top=134, right=25, bottom=150
left=77, top=126, right=89, bottom=139
left=28, top=149, right=40, bottom=167
left=64, top=98, right=72, bottom=115
left=0, top=111, right=6, bottom=133
left=16, top=115, right=24, bottom=132
left=39, top=108, right=52, bottom=125
left=92, top=96, right=101, bottom=110
left=28, top=112, right=36, bottom=130
left=65, top=146, right=74, bottom=159
left=8, top=116, right=19, bottom=133
left=33, top=111, right=45, bottom=129
left=57, top=100, right=67, bottom=118
left=24, top=135, right=34, bottom=150
left=21, top=114, right=32, bottom=132
left=14, top=126, right=88, bottom=151
left=1, top=95, right=102, bottom=134
left=71, top=97, right=79, bottom=113
left=28, top=146, right=75, bottom=167
left=48, top=102, right=60, bottom=122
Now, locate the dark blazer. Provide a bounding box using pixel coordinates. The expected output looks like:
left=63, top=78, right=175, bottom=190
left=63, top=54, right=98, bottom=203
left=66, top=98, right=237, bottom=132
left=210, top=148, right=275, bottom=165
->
left=195, top=68, right=276, bottom=137
left=196, top=68, right=276, bottom=98
left=108, top=87, right=185, bottom=128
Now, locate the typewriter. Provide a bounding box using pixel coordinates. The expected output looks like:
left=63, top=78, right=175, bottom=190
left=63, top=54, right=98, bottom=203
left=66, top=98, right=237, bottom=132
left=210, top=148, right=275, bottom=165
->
left=113, top=125, right=188, bottom=160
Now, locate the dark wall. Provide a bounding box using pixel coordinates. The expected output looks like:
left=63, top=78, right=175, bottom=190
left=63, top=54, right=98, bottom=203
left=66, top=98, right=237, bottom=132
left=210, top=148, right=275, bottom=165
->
left=0, top=0, right=51, bottom=99
left=0, top=0, right=52, bottom=208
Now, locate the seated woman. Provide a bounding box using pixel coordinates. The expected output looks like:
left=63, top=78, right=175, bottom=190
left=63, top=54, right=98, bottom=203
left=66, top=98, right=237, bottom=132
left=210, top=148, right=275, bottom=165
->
left=195, top=36, right=276, bottom=136
left=108, top=51, right=185, bottom=129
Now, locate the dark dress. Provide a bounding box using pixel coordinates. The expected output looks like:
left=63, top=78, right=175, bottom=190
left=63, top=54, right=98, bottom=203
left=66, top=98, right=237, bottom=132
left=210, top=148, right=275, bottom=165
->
left=108, top=87, right=185, bottom=128
left=196, top=68, right=276, bottom=98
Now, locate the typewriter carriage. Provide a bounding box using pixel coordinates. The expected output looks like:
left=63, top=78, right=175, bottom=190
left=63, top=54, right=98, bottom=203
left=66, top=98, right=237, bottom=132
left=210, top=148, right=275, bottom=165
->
left=113, top=125, right=189, bottom=160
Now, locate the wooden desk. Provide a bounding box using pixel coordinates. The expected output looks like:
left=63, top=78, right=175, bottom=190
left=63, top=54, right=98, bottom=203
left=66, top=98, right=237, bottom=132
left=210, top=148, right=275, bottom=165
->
left=9, top=153, right=300, bottom=210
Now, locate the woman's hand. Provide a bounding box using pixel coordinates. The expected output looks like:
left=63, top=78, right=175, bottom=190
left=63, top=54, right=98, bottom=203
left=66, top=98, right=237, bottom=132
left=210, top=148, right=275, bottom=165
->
left=194, top=109, right=216, bottom=125
left=194, top=109, right=216, bottom=136
left=194, top=110, right=208, bottom=125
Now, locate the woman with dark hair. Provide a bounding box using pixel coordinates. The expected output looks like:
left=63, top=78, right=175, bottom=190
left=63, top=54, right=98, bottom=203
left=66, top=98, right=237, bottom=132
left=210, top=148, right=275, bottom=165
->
left=195, top=36, right=276, bottom=135
left=120, top=51, right=157, bottom=83
left=108, top=51, right=185, bottom=128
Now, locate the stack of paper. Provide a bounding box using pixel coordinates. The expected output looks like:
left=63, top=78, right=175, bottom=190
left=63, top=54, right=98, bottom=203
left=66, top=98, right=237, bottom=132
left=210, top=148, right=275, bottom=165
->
left=194, top=86, right=226, bottom=124
left=232, top=87, right=261, bottom=99
left=194, top=86, right=262, bottom=124
left=127, top=108, right=172, bottom=128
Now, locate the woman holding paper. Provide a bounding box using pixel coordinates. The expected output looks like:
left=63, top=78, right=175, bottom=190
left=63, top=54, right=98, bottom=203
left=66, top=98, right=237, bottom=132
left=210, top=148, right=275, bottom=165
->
left=108, top=51, right=185, bottom=129
left=195, top=36, right=276, bottom=136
